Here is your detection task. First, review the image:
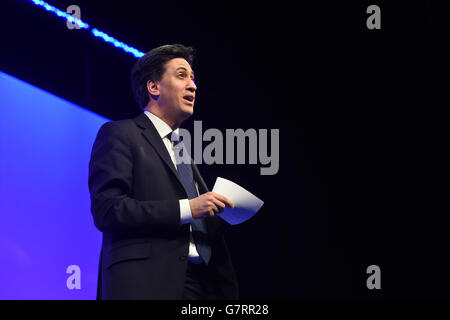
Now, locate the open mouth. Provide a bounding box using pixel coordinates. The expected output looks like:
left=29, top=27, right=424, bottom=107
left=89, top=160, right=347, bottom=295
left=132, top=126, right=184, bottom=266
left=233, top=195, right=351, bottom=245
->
left=183, top=95, right=194, bottom=104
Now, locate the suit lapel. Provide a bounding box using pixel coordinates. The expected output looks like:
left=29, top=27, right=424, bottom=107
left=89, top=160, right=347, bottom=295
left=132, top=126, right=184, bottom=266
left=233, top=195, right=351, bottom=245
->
left=134, top=113, right=221, bottom=234
left=192, top=162, right=223, bottom=234
left=134, top=113, right=185, bottom=191
left=192, top=162, right=209, bottom=194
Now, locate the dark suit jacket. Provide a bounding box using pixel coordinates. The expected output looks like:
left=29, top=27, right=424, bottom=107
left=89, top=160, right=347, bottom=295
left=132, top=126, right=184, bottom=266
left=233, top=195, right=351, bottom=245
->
left=88, top=112, right=238, bottom=299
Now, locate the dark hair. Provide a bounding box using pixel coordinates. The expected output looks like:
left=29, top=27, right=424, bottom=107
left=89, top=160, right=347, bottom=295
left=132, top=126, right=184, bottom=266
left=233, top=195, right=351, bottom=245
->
left=130, top=44, right=195, bottom=109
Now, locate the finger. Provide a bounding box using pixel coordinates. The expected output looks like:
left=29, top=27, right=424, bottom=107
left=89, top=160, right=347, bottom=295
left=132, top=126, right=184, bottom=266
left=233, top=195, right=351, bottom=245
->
left=208, top=209, right=215, bottom=217
left=214, top=193, right=234, bottom=209
left=210, top=202, right=220, bottom=214
left=212, top=199, right=226, bottom=212
left=211, top=192, right=226, bottom=203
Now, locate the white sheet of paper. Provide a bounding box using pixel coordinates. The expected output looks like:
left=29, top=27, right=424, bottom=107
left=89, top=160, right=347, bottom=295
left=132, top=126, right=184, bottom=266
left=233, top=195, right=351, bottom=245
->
left=212, top=177, right=264, bottom=225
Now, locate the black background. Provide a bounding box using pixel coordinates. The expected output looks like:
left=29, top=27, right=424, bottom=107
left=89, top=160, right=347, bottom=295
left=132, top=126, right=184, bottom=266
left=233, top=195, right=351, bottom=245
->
left=1, top=0, right=448, bottom=299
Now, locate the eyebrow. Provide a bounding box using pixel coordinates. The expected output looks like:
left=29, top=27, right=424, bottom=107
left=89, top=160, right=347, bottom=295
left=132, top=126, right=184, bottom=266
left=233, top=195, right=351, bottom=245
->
left=175, top=67, right=195, bottom=78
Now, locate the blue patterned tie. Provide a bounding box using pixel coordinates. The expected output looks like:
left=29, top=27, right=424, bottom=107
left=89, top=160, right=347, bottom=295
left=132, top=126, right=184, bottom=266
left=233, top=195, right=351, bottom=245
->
left=171, top=131, right=211, bottom=264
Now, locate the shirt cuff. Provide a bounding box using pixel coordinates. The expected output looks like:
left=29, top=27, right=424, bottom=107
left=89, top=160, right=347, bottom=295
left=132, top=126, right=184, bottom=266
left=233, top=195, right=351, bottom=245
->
left=179, top=199, right=193, bottom=224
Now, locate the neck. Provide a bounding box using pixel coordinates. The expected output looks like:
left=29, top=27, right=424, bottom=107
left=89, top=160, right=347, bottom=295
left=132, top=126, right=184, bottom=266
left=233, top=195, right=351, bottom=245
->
left=145, top=105, right=181, bottom=131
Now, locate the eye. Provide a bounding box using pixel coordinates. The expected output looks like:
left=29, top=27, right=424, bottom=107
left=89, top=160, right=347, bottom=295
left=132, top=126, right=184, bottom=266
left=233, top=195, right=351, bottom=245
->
left=178, top=73, right=187, bottom=78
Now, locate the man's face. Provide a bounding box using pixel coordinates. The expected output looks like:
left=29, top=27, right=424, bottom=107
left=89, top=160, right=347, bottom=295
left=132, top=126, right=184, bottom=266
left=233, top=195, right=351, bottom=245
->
left=153, top=58, right=197, bottom=123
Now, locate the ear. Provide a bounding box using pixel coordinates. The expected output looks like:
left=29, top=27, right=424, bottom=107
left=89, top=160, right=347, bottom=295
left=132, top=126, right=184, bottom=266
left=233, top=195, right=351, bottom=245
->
left=146, top=80, right=160, bottom=99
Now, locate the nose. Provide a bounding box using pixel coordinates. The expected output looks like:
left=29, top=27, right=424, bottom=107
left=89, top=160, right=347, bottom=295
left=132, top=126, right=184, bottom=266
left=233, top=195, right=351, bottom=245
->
left=187, top=79, right=197, bottom=93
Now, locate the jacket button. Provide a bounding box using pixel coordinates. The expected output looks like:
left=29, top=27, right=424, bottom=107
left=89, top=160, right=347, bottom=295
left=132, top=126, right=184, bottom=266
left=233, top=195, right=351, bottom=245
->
left=179, top=255, right=187, bottom=261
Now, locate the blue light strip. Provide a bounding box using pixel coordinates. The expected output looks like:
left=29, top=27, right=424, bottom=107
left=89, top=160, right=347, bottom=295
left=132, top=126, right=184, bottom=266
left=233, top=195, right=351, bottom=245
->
left=28, top=0, right=145, bottom=58
left=30, top=0, right=90, bottom=29
left=91, top=29, right=144, bottom=58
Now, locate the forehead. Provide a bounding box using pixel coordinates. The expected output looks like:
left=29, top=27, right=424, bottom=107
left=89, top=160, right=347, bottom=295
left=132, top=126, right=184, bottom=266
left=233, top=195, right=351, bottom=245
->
left=165, top=58, right=193, bottom=73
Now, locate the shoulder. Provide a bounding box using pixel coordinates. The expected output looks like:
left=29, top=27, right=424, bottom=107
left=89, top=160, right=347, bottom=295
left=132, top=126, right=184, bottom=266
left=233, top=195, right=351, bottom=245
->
left=100, top=118, right=135, bottom=131
left=97, top=117, right=137, bottom=138
left=92, top=118, right=140, bottom=151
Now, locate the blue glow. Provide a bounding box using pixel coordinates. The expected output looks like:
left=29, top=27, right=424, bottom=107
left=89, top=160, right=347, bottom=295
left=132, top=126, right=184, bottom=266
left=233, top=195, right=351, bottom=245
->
left=0, top=70, right=107, bottom=299
left=91, top=28, right=145, bottom=58
left=29, top=0, right=90, bottom=29
left=27, top=0, right=145, bottom=59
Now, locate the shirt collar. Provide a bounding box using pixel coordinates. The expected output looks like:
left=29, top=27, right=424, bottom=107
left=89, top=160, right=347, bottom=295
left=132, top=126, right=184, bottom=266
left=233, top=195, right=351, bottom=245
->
left=144, top=110, right=179, bottom=139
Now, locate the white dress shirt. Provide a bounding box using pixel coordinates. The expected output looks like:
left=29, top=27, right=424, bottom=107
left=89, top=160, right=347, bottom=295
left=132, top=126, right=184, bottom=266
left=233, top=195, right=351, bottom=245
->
left=144, top=111, right=202, bottom=263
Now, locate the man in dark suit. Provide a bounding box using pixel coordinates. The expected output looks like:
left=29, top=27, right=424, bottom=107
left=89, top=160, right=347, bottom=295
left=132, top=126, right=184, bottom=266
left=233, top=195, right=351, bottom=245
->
left=88, top=44, right=239, bottom=299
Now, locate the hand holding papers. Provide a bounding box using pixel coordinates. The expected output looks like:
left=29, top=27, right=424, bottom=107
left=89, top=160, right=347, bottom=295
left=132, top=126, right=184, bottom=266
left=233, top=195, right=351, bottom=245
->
left=212, top=177, right=264, bottom=225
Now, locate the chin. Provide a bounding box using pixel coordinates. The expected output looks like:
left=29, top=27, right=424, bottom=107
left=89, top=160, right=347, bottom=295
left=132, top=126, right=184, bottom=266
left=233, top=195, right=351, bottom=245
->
left=178, top=108, right=193, bottom=122
left=183, top=106, right=194, bottom=116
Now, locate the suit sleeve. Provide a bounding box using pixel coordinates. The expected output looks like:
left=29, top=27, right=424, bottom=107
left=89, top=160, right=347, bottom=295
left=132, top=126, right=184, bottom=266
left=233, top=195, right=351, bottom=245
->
left=88, top=121, right=180, bottom=233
